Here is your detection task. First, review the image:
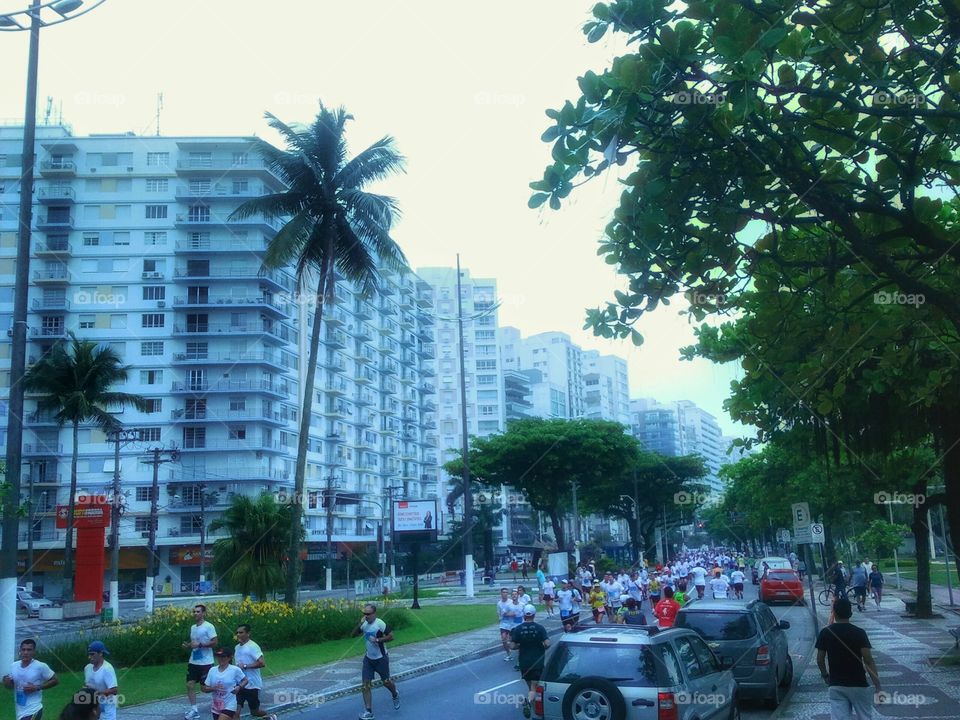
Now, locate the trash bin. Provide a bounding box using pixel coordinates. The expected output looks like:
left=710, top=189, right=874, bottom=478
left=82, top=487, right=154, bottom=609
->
left=101, top=607, right=113, bottom=623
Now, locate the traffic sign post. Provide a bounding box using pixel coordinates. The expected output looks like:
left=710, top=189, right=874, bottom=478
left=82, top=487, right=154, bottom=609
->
left=792, top=503, right=812, bottom=543
left=810, top=523, right=825, bottom=544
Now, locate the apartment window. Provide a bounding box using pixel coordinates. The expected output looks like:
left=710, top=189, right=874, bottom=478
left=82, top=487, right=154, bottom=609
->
left=140, top=370, right=163, bottom=385
left=142, top=286, right=165, bottom=300
left=141, top=313, right=164, bottom=328
left=229, top=426, right=246, bottom=440
left=82, top=232, right=100, bottom=247
left=78, top=314, right=95, bottom=329
left=145, top=205, right=167, bottom=219
left=185, top=341, right=208, bottom=359
left=134, top=517, right=157, bottom=532
left=475, top=330, right=495, bottom=340
left=478, top=374, right=497, bottom=385
left=229, top=397, right=246, bottom=411
left=113, top=232, right=130, bottom=246
left=188, top=205, right=210, bottom=222
left=146, top=152, right=169, bottom=167
left=476, top=360, right=496, bottom=371
left=141, top=341, right=163, bottom=356
left=183, top=427, right=206, bottom=448
left=232, top=152, right=248, bottom=166
left=144, top=231, right=167, bottom=246
left=188, top=152, right=212, bottom=167
left=145, top=178, right=168, bottom=192
left=144, top=398, right=162, bottom=414
left=186, top=398, right=207, bottom=419
left=135, top=487, right=156, bottom=502
left=109, top=342, right=125, bottom=358
left=136, top=427, right=162, bottom=442
left=478, top=345, right=496, bottom=356
left=232, top=179, right=249, bottom=193
left=109, top=314, right=127, bottom=329
left=143, top=259, right=164, bottom=273
left=479, top=405, right=498, bottom=416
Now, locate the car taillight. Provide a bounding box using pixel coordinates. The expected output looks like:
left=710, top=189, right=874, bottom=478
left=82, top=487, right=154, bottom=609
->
left=658, top=692, right=678, bottom=720
left=534, top=684, right=544, bottom=718
left=756, top=644, right=771, bottom=665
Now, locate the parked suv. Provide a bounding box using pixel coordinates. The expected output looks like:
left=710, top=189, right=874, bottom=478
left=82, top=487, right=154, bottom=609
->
left=674, top=601, right=792, bottom=708
left=533, top=625, right=739, bottom=720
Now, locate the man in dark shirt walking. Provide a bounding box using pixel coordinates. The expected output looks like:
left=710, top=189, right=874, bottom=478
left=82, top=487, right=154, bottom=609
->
left=510, top=604, right=550, bottom=719
left=815, top=598, right=881, bottom=719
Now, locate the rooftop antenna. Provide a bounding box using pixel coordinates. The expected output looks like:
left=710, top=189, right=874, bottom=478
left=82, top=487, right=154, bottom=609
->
left=156, top=92, right=163, bottom=136
left=43, top=97, right=52, bottom=125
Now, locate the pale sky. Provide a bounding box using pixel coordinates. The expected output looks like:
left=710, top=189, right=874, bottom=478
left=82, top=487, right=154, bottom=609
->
left=0, top=0, right=746, bottom=436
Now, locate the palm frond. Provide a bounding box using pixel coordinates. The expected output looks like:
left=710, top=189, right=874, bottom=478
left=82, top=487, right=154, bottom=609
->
left=228, top=192, right=305, bottom=222
left=334, top=217, right=380, bottom=295
left=261, top=210, right=316, bottom=270
left=336, top=136, right=406, bottom=190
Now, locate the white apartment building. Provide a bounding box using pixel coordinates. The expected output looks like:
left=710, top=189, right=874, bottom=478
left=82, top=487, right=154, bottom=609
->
left=500, top=328, right=585, bottom=419
left=0, top=124, right=439, bottom=595
left=582, top=350, right=631, bottom=426
left=630, top=397, right=729, bottom=497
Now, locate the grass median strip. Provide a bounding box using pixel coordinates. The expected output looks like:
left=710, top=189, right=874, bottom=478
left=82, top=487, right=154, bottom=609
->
left=16, top=605, right=496, bottom=720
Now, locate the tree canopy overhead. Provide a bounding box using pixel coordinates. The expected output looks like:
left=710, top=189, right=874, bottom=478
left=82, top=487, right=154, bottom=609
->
left=532, top=0, right=960, bottom=340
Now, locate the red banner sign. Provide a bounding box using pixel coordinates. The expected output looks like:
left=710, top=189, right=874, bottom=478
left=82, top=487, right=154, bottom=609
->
left=55, top=500, right=111, bottom=529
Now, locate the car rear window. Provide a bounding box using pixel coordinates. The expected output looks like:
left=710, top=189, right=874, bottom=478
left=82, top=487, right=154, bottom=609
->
left=674, top=612, right=757, bottom=640
left=767, top=571, right=799, bottom=581
left=543, top=642, right=676, bottom=687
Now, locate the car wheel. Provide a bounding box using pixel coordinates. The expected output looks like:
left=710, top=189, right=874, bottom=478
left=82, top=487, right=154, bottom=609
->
left=764, top=672, right=783, bottom=709
left=561, top=677, right=627, bottom=720
left=780, top=655, right=794, bottom=688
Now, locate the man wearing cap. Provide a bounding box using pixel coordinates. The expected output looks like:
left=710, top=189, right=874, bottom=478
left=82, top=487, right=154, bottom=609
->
left=83, top=642, right=118, bottom=720
left=201, top=647, right=247, bottom=720
left=3, top=639, right=58, bottom=720
left=587, top=581, right=606, bottom=624
left=351, top=603, right=399, bottom=720
left=183, top=605, right=218, bottom=720
left=510, top=605, right=549, bottom=719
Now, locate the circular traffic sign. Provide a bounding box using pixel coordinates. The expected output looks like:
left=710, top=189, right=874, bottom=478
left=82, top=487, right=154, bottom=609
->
left=811, top=523, right=825, bottom=537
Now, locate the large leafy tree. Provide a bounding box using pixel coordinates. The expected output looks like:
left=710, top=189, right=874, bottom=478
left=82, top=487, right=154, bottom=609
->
left=231, top=105, right=407, bottom=604
left=209, top=493, right=302, bottom=600
left=24, top=334, right=147, bottom=600
left=465, top=418, right=643, bottom=552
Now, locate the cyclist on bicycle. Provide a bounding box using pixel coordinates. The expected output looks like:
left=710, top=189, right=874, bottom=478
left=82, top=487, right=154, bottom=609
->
left=828, top=561, right=848, bottom=600
left=850, top=560, right=869, bottom=612
left=869, top=565, right=884, bottom=608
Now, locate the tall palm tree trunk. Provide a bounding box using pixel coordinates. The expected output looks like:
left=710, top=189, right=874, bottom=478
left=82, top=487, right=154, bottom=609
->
left=62, top=421, right=80, bottom=601
left=285, top=259, right=332, bottom=604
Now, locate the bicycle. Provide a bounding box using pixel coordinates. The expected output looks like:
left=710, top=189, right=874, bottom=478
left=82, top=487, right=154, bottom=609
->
left=818, top=584, right=854, bottom=606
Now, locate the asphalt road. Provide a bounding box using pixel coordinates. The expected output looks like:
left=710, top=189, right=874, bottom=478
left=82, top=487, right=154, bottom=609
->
left=279, top=581, right=819, bottom=720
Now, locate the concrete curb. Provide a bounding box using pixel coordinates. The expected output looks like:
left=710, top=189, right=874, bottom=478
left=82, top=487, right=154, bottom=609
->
left=266, top=624, right=567, bottom=715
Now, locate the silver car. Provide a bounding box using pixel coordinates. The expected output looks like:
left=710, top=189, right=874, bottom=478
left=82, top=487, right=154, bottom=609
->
left=16, top=590, right=53, bottom=617
left=533, top=625, right=739, bottom=720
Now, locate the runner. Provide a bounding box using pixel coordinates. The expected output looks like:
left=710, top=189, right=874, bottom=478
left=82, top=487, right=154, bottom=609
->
left=710, top=572, right=731, bottom=599
left=617, top=596, right=647, bottom=625
left=3, top=639, right=59, bottom=720
left=496, top=588, right=516, bottom=661
left=689, top=563, right=707, bottom=600
left=673, top=584, right=687, bottom=607
left=653, top=587, right=681, bottom=628
left=648, top=574, right=662, bottom=606
left=869, top=565, right=884, bottom=609
left=730, top=567, right=746, bottom=600
left=510, top=605, right=550, bottom=719
left=535, top=564, right=546, bottom=598
left=183, top=604, right=218, bottom=720
left=234, top=625, right=277, bottom=720
left=351, top=603, right=400, bottom=720
left=587, top=580, right=606, bottom=624
left=542, top=576, right=556, bottom=616
left=83, top=642, right=118, bottom=720
left=516, top=586, right=532, bottom=608
left=600, top=572, right=623, bottom=622
left=556, top=579, right=581, bottom=631
left=201, top=648, right=247, bottom=720
left=850, top=560, right=869, bottom=612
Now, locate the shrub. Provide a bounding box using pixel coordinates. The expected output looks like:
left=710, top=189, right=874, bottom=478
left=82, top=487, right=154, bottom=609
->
left=43, top=599, right=412, bottom=673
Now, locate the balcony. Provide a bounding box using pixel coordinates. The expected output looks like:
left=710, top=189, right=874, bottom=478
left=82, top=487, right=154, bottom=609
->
left=355, top=394, right=375, bottom=407
left=420, top=383, right=436, bottom=394
left=39, top=160, right=76, bottom=176
left=174, top=213, right=282, bottom=236
left=381, top=361, right=398, bottom=375
left=421, top=344, right=436, bottom=359
left=354, top=324, right=373, bottom=341
left=37, top=186, right=75, bottom=203
left=175, top=236, right=270, bottom=254
left=30, top=326, right=67, bottom=339
left=322, top=405, right=350, bottom=419
left=171, top=351, right=286, bottom=371
left=322, top=330, right=347, bottom=349
left=36, top=213, right=73, bottom=230
left=31, top=297, right=70, bottom=312
left=354, top=303, right=372, bottom=320
left=175, top=157, right=285, bottom=184
left=170, top=379, right=288, bottom=397
left=173, top=294, right=288, bottom=316
left=33, top=239, right=72, bottom=256
left=179, top=439, right=284, bottom=454
left=325, top=380, right=349, bottom=396
left=169, top=467, right=290, bottom=483
left=174, top=182, right=269, bottom=203
left=354, top=369, right=375, bottom=385
left=23, top=443, right=63, bottom=456
left=170, top=407, right=285, bottom=426
left=399, top=373, right=415, bottom=385
left=320, top=355, right=347, bottom=372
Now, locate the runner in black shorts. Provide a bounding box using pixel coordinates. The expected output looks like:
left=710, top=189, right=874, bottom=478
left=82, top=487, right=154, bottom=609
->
left=351, top=603, right=399, bottom=720
left=510, top=605, right=550, bottom=719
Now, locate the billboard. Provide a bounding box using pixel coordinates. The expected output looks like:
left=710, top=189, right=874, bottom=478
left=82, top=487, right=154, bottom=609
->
left=392, top=499, right=439, bottom=543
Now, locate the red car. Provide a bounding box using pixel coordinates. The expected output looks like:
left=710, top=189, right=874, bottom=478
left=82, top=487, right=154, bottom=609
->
left=760, top=569, right=805, bottom=604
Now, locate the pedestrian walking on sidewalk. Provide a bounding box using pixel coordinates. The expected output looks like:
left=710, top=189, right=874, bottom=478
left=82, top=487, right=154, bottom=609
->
left=351, top=603, right=400, bottom=720
left=868, top=566, right=884, bottom=609
left=201, top=648, right=247, bottom=720
left=83, top=642, right=118, bottom=720
left=183, top=604, right=219, bottom=720
left=3, top=638, right=59, bottom=720
left=816, top=598, right=882, bottom=719
left=234, top=625, right=277, bottom=720
left=510, top=605, right=550, bottom=719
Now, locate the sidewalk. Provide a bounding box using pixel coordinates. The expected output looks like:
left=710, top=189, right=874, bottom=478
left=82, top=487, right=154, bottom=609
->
left=119, top=599, right=565, bottom=720
left=778, top=586, right=960, bottom=719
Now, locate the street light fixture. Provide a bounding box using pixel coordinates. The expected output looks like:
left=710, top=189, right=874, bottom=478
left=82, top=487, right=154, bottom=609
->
left=0, top=0, right=108, bottom=670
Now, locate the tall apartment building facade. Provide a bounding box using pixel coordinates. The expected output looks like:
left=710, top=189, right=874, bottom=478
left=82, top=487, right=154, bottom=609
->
left=630, top=397, right=728, bottom=497
left=582, top=350, right=631, bottom=426
left=0, top=124, right=439, bottom=594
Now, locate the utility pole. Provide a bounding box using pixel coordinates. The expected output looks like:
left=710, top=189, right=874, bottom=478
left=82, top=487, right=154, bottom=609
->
left=570, top=480, right=580, bottom=563
left=456, top=255, right=475, bottom=598
left=384, top=484, right=402, bottom=581
left=633, top=470, right=641, bottom=564
left=106, top=427, right=141, bottom=621
left=25, top=464, right=37, bottom=592
left=887, top=501, right=902, bottom=589
left=141, top=447, right=179, bottom=614
left=199, top=482, right=207, bottom=588
left=324, top=475, right=337, bottom=591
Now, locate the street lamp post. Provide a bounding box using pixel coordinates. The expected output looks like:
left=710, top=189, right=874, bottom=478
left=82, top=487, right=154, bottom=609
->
left=0, top=0, right=109, bottom=669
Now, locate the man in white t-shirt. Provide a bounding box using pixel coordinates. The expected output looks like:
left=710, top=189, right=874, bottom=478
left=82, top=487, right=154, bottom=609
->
left=83, top=641, right=119, bottom=720
left=689, top=565, right=708, bottom=599
left=201, top=648, right=247, bottom=720
left=730, top=568, right=746, bottom=599
left=599, top=573, right=624, bottom=622
left=496, top=588, right=516, bottom=661
left=351, top=603, right=400, bottom=720
left=710, top=574, right=731, bottom=599
left=234, top=625, right=277, bottom=720
left=183, top=604, right=218, bottom=720
left=541, top=578, right=557, bottom=616
left=3, top=639, right=58, bottom=720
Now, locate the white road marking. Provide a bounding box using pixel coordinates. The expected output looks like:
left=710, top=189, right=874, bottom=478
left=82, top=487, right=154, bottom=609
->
left=475, top=678, right=521, bottom=695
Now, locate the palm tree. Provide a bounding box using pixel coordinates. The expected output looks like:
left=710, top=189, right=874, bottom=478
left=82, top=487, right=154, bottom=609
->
left=230, top=104, right=408, bottom=604
left=209, top=493, right=301, bottom=600
left=24, top=333, right=147, bottom=600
